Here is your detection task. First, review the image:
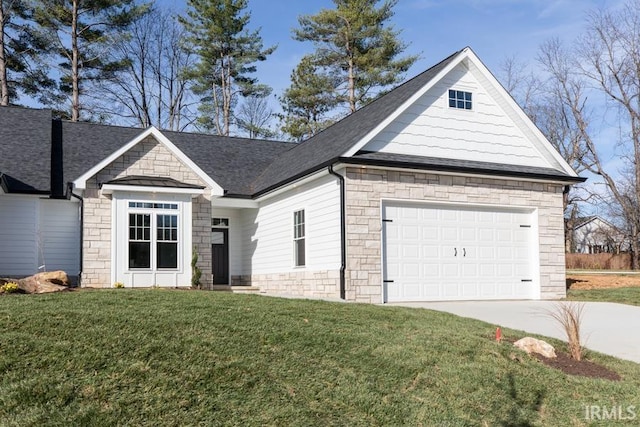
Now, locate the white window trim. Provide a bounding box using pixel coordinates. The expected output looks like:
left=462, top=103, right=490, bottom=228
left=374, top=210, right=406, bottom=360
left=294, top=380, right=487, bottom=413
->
left=293, top=208, right=306, bottom=268
left=127, top=204, right=181, bottom=272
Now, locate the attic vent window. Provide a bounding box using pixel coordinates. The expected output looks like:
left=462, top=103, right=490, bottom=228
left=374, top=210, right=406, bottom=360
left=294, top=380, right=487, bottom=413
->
left=449, top=89, right=472, bottom=110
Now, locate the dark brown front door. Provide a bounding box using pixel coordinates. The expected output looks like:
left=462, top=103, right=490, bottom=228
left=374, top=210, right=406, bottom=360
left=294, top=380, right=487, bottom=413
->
left=211, top=228, right=229, bottom=284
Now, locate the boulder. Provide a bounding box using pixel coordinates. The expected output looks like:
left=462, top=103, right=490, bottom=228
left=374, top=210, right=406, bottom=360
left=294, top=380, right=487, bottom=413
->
left=513, top=337, right=557, bottom=359
left=1, top=271, right=69, bottom=294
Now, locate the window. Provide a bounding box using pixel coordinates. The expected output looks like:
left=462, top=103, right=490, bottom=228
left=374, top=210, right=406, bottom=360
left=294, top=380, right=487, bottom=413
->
left=212, top=218, right=229, bottom=228
left=129, top=214, right=151, bottom=268
left=128, top=204, right=179, bottom=270
left=449, top=89, right=472, bottom=110
left=293, top=210, right=305, bottom=267
left=157, top=214, right=178, bottom=268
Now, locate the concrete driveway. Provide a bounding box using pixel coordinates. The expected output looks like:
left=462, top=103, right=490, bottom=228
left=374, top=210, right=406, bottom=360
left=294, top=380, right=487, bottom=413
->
left=391, top=301, right=640, bottom=364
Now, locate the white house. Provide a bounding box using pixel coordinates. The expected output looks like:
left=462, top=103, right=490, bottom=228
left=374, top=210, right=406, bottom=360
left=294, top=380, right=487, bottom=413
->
left=572, top=216, right=626, bottom=254
left=0, top=47, right=584, bottom=303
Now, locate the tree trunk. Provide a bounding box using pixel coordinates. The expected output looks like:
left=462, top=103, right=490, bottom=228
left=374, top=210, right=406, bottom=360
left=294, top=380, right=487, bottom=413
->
left=71, top=0, right=80, bottom=121
left=0, top=1, right=9, bottom=106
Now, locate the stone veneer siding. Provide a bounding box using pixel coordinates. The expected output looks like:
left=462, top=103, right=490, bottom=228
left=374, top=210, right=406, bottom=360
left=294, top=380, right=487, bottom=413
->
left=344, top=168, right=566, bottom=303
left=81, top=136, right=212, bottom=287
left=231, top=270, right=341, bottom=298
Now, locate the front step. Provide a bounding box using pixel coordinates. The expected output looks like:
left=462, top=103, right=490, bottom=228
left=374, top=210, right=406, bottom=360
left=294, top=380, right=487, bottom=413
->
left=210, top=285, right=262, bottom=294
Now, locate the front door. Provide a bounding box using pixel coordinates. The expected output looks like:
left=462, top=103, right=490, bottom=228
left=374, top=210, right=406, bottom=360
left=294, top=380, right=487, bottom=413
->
left=211, top=228, right=229, bottom=284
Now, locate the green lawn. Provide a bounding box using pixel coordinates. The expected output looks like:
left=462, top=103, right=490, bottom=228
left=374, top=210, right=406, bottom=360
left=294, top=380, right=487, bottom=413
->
left=1, top=290, right=639, bottom=426
left=568, top=287, right=640, bottom=306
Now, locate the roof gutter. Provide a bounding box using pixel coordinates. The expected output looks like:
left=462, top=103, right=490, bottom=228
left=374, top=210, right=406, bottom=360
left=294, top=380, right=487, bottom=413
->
left=328, top=164, right=346, bottom=300
left=339, top=157, right=587, bottom=184
left=67, top=183, right=83, bottom=287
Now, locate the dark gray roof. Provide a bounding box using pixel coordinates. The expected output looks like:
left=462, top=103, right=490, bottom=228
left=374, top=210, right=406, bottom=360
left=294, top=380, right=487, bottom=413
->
left=105, top=175, right=205, bottom=189
left=163, top=131, right=294, bottom=196
left=0, top=48, right=583, bottom=198
left=348, top=152, right=585, bottom=183
left=250, top=49, right=465, bottom=195
left=0, top=106, right=52, bottom=193
left=56, top=121, right=293, bottom=197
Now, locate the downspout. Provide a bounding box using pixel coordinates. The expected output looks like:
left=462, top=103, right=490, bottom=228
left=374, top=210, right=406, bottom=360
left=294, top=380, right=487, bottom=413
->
left=69, top=184, right=83, bottom=287
left=328, top=164, right=346, bottom=300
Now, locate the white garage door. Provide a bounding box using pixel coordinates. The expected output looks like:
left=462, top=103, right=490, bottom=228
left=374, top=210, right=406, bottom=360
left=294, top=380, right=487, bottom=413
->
left=382, top=202, right=537, bottom=302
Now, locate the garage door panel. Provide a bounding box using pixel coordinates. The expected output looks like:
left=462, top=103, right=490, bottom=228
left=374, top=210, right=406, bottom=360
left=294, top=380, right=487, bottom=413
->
left=383, top=202, right=537, bottom=302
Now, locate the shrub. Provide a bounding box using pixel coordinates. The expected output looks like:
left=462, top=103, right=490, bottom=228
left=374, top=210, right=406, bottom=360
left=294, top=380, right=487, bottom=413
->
left=546, top=302, right=586, bottom=360
left=191, top=249, right=202, bottom=289
left=1, top=282, right=19, bottom=293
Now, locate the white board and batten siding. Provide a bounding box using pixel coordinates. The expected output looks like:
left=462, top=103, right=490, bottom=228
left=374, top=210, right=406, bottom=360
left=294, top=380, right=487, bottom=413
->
left=363, top=61, right=561, bottom=170
left=240, top=174, right=341, bottom=275
left=0, top=196, right=80, bottom=276
left=0, top=196, right=39, bottom=275
left=382, top=201, right=540, bottom=303
left=39, top=199, right=81, bottom=275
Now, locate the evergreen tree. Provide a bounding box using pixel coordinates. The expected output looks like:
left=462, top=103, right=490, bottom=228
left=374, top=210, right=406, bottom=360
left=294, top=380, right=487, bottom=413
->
left=180, top=0, right=276, bottom=136
left=33, top=0, right=149, bottom=121
left=294, top=0, right=418, bottom=114
left=280, top=55, right=338, bottom=141
left=0, top=0, right=53, bottom=105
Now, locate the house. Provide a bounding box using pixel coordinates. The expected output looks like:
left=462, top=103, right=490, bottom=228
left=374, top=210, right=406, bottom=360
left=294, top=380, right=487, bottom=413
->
left=572, top=216, right=626, bottom=254
left=0, top=47, right=584, bottom=303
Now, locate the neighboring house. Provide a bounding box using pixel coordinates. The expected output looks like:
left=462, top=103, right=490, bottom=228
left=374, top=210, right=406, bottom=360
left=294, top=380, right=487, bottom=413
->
left=572, top=216, right=626, bottom=254
left=0, top=47, right=584, bottom=303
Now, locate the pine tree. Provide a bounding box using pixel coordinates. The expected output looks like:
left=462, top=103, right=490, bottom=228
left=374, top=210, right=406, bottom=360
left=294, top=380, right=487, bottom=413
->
left=180, top=0, right=276, bottom=136
left=0, top=0, right=53, bottom=105
left=33, top=0, right=149, bottom=121
left=294, top=0, right=418, bottom=114
left=280, top=55, right=339, bottom=141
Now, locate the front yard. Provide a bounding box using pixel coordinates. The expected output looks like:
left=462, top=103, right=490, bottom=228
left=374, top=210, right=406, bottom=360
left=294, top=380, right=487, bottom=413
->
left=0, top=290, right=639, bottom=426
left=567, top=273, right=640, bottom=306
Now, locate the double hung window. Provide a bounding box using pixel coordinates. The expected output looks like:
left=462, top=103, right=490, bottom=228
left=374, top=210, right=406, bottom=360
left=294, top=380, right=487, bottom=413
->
left=128, top=202, right=179, bottom=270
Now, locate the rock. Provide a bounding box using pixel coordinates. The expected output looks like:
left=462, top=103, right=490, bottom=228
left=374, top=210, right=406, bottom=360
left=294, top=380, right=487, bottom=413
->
left=513, top=337, right=557, bottom=359
left=1, top=271, right=70, bottom=294
left=34, top=270, right=69, bottom=286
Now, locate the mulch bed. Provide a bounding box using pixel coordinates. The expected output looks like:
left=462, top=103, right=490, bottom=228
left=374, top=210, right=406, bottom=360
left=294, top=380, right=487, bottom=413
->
left=533, top=351, right=621, bottom=381
left=495, top=335, right=621, bottom=381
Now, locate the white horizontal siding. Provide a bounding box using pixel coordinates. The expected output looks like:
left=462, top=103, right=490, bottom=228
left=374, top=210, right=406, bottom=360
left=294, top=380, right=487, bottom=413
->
left=363, top=62, right=550, bottom=168
left=39, top=199, right=81, bottom=275
left=211, top=207, right=242, bottom=275
left=0, top=196, right=38, bottom=275
left=241, top=174, right=341, bottom=274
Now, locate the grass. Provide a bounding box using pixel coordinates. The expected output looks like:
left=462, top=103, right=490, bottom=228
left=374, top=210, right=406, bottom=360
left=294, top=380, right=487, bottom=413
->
left=1, top=290, right=639, bottom=426
left=568, top=287, right=640, bottom=306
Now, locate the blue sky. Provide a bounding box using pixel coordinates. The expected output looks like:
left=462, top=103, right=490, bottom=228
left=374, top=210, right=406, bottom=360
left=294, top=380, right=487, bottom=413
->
left=162, top=0, right=622, bottom=98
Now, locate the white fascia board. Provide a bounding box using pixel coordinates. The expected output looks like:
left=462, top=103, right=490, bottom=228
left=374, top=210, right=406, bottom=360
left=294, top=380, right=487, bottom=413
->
left=255, top=168, right=330, bottom=203
left=212, top=197, right=258, bottom=209
left=341, top=49, right=468, bottom=158
left=72, top=127, right=225, bottom=195
left=463, top=49, right=579, bottom=178
left=101, top=184, right=205, bottom=196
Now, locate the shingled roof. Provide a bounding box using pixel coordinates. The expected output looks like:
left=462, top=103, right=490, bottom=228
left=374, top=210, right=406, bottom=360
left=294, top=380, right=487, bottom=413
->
left=249, top=49, right=465, bottom=195
left=0, top=48, right=583, bottom=198
left=0, top=107, right=53, bottom=194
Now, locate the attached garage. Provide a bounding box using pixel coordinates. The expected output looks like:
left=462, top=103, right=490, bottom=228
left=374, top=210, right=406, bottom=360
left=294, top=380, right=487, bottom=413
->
left=382, top=201, right=539, bottom=302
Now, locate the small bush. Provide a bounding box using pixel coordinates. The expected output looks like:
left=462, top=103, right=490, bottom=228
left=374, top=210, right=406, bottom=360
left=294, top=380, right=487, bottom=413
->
left=191, top=249, right=202, bottom=289
left=114, top=282, right=125, bottom=289
left=546, top=302, right=586, bottom=360
left=1, top=282, right=19, bottom=293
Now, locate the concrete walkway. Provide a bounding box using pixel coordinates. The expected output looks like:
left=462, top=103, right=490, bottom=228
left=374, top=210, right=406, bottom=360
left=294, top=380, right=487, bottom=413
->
left=391, top=301, right=640, bottom=364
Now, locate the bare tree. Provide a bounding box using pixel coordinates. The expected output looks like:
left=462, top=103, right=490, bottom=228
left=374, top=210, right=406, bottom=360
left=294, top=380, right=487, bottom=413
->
left=538, top=2, right=640, bottom=268
left=93, top=7, right=196, bottom=130
left=236, top=94, right=275, bottom=139
left=500, top=54, right=590, bottom=251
